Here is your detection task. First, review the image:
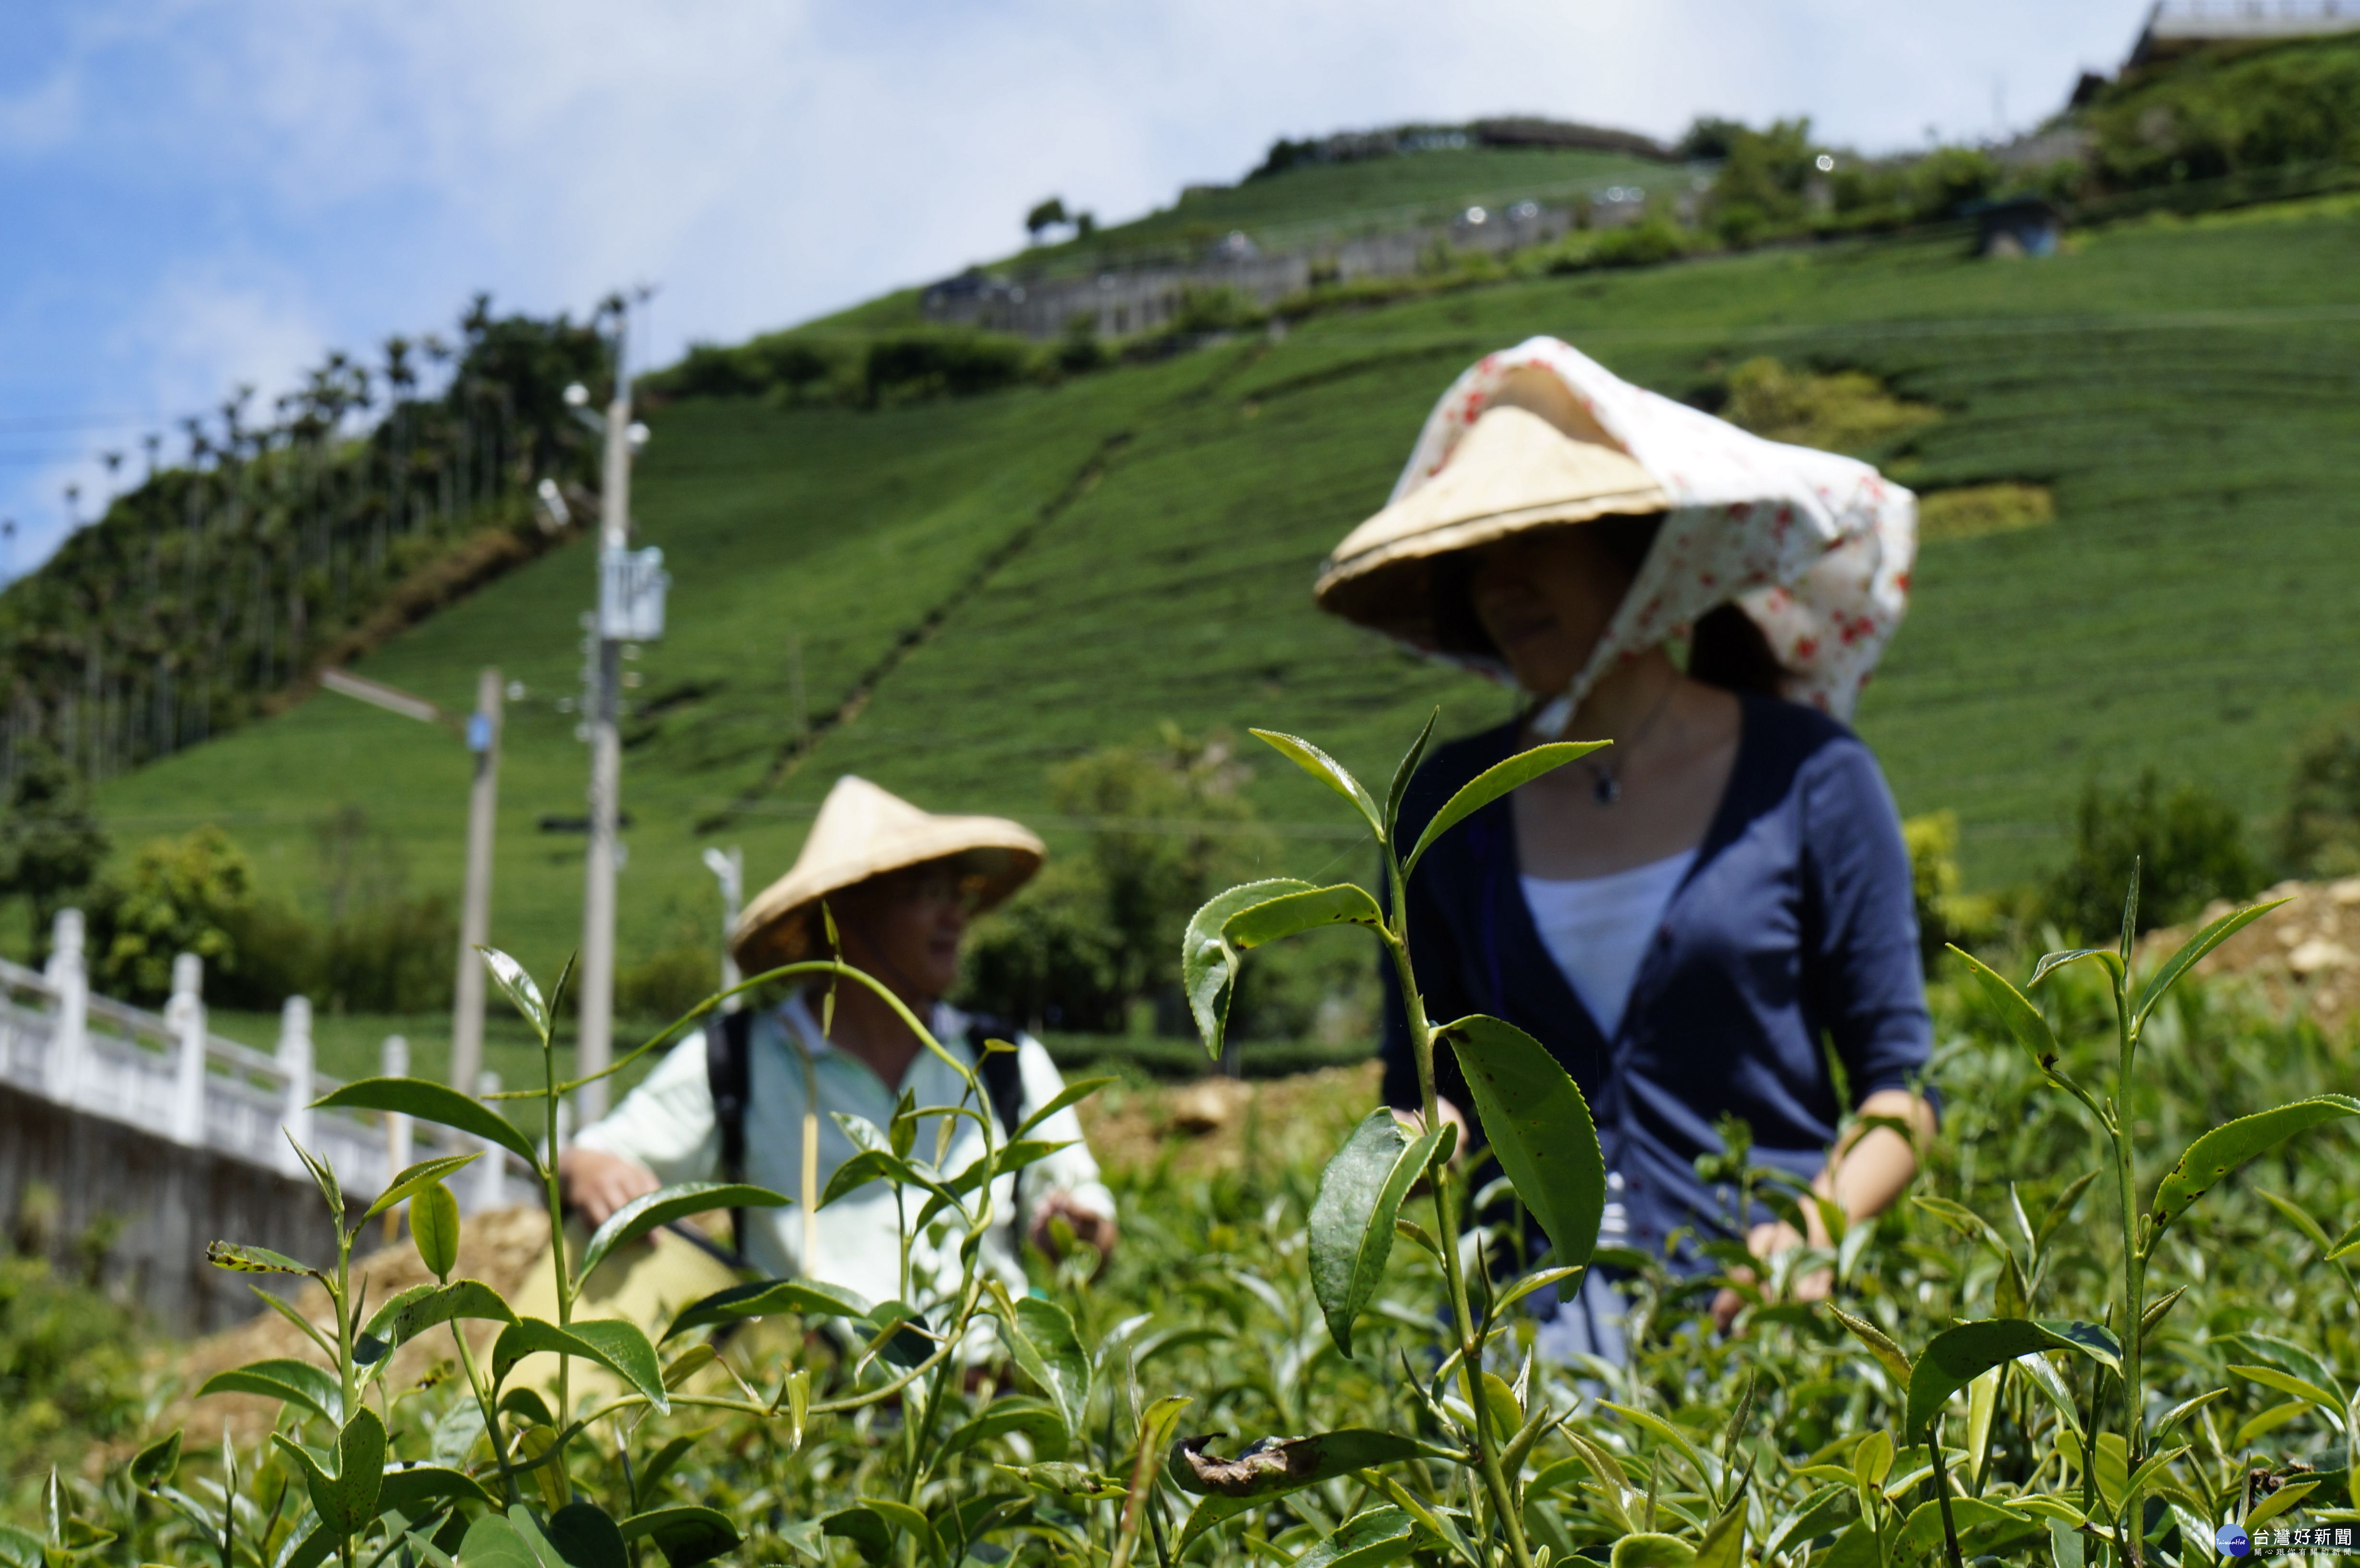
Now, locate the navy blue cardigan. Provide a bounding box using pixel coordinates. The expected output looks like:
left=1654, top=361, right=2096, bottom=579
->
left=1379, top=693, right=1935, bottom=1264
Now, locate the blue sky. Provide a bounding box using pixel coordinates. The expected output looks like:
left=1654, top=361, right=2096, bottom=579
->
left=0, top=0, right=2146, bottom=573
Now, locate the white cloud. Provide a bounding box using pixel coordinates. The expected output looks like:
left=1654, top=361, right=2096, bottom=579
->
left=1, top=0, right=2152, bottom=568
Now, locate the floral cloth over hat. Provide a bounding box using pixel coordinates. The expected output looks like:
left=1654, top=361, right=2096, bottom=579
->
left=1388, top=336, right=1917, bottom=728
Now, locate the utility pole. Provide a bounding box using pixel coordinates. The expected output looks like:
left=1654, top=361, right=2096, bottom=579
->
left=449, top=667, right=503, bottom=1093
left=569, top=297, right=665, bottom=1122
left=317, top=663, right=502, bottom=1091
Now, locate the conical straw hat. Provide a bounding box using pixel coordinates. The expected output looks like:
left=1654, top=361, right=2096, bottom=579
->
left=731, top=776, right=1045, bottom=971
left=1313, top=394, right=1668, bottom=651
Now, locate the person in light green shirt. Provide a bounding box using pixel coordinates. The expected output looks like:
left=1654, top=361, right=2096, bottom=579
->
left=562, top=776, right=1117, bottom=1311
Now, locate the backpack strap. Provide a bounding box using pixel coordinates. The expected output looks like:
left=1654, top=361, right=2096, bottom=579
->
left=704, top=1008, right=755, bottom=1258
left=963, top=1014, right=1029, bottom=1141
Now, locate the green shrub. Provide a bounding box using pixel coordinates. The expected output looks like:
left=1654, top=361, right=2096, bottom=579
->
left=0, top=745, right=106, bottom=956
left=2278, top=705, right=2360, bottom=876
left=863, top=331, right=1038, bottom=404
left=87, top=826, right=256, bottom=1002
left=1903, top=809, right=1999, bottom=964
left=0, top=1246, right=144, bottom=1488
left=960, top=726, right=1278, bottom=1033
left=2088, top=33, right=2360, bottom=189
left=2037, top=767, right=2264, bottom=936
left=617, top=942, right=726, bottom=1024
left=1586, top=215, right=1694, bottom=269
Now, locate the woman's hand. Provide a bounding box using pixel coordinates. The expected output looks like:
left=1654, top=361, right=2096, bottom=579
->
left=1030, top=1191, right=1119, bottom=1267
left=1712, top=1088, right=1935, bottom=1334
left=1711, top=1217, right=1831, bottom=1332
left=560, top=1146, right=660, bottom=1228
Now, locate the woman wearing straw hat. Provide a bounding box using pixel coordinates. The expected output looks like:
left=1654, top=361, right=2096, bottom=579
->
left=561, top=775, right=1117, bottom=1310
left=1315, top=338, right=1937, bottom=1357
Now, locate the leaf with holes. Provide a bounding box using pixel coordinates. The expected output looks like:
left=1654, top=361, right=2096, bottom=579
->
left=2149, top=1097, right=2360, bottom=1239
left=1223, top=882, right=1387, bottom=950
left=205, top=1241, right=316, bottom=1277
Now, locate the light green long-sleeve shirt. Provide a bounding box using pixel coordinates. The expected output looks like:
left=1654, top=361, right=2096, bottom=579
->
left=574, top=994, right=1113, bottom=1310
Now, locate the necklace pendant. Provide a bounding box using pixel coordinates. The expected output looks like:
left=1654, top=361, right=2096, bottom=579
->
left=1592, top=774, right=1621, bottom=806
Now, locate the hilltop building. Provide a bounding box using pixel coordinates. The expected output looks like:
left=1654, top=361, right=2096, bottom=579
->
left=2127, top=0, right=2360, bottom=66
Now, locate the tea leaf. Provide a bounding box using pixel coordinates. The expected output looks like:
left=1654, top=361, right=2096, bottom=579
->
left=272, top=1407, right=384, bottom=1538
left=127, top=1431, right=180, bottom=1492
left=376, top=1465, right=495, bottom=1514
left=363, top=1278, right=515, bottom=1349
left=410, top=1180, right=461, bottom=1281
left=363, top=1152, right=482, bottom=1221
left=1950, top=947, right=2063, bottom=1073
left=2229, top=1363, right=2347, bottom=1418
left=456, top=1511, right=552, bottom=1568
left=1016, top=1076, right=1114, bottom=1139
left=546, top=1502, right=629, bottom=1568
left=286, top=1140, right=344, bottom=1232
left=203, top=1241, right=316, bottom=1277
left=1384, top=709, right=1441, bottom=844
left=620, top=1506, right=741, bottom=1568
left=195, top=1358, right=344, bottom=1424
left=1249, top=728, right=1383, bottom=841
left=2134, top=898, right=2287, bottom=1027
left=2149, top=1097, right=2360, bottom=1240
left=492, top=1318, right=669, bottom=1413
left=313, top=1078, right=538, bottom=1169
left=1438, top=1014, right=1606, bottom=1268
left=1180, top=878, right=1313, bottom=1058
left=2028, top=948, right=2121, bottom=989
left=998, top=1296, right=1091, bottom=1433
left=578, top=1182, right=789, bottom=1282
left=821, top=1508, right=893, bottom=1566
left=1170, top=1430, right=1420, bottom=1498
left=1906, top=1319, right=2120, bottom=1437
left=664, top=1278, right=872, bottom=1342
left=1608, top=1534, right=1695, bottom=1568
left=2257, top=1189, right=2335, bottom=1253
left=476, top=947, right=550, bottom=1040
left=1300, top=1506, right=1420, bottom=1568
left=1309, top=1113, right=1441, bottom=1358
left=2246, top=1480, right=2322, bottom=1531
left=941, top=1399, right=1070, bottom=1464
left=1223, top=882, right=1386, bottom=949
left=1892, top=1496, right=2041, bottom=1563
left=1404, top=743, right=1597, bottom=880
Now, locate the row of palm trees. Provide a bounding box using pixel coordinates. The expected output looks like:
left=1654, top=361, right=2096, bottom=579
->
left=0, top=294, right=622, bottom=792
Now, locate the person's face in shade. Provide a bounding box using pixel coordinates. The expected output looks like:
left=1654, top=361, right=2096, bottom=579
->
left=830, top=859, right=979, bottom=1006
left=1465, top=526, right=1637, bottom=697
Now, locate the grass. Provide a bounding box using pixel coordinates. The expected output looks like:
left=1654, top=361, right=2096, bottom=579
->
left=88, top=195, right=2360, bottom=1062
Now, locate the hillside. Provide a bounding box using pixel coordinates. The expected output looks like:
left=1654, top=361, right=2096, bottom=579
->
left=86, top=192, right=2360, bottom=1023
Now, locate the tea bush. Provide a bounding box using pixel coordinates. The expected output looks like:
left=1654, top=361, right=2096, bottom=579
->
left=17, top=719, right=2360, bottom=1568
left=2037, top=770, right=2265, bottom=939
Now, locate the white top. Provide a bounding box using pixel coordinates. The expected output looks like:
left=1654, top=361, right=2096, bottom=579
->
left=1519, top=849, right=1697, bottom=1039
left=576, top=995, right=1115, bottom=1311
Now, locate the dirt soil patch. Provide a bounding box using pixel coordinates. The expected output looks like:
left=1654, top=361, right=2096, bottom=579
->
left=1077, top=1061, right=1381, bottom=1180
left=2139, top=875, right=2360, bottom=1039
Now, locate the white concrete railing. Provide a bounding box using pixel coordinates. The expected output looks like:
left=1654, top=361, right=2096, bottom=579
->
left=0, top=908, right=527, bottom=1213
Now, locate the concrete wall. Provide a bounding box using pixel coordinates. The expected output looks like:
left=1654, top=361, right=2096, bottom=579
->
left=0, top=1078, right=351, bottom=1335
